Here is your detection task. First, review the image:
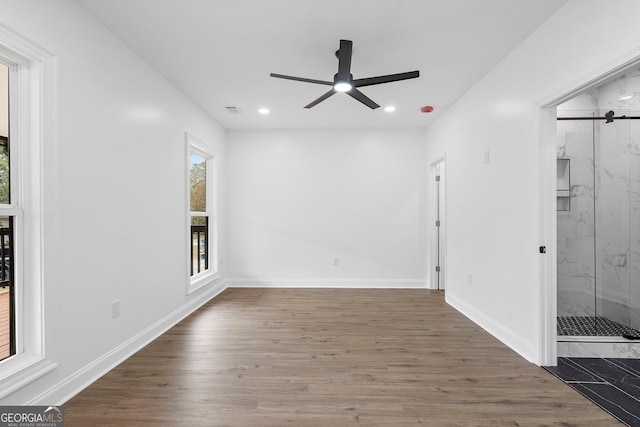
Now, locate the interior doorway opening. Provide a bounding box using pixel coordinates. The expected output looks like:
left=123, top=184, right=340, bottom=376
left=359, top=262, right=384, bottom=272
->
left=430, top=156, right=446, bottom=290
left=540, top=55, right=640, bottom=366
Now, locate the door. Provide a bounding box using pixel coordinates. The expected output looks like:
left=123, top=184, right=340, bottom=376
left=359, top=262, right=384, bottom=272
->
left=430, top=157, right=446, bottom=290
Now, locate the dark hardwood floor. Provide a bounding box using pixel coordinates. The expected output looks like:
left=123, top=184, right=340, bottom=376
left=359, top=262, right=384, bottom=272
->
left=65, top=288, right=620, bottom=426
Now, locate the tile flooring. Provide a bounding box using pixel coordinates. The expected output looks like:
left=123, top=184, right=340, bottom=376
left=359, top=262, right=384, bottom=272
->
left=545, top=358, right=640, bottom=426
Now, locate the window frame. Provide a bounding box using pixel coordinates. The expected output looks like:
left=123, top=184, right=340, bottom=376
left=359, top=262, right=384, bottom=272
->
left=185, top=132, right=219, bottom=294
left=0, top=26, right=57, bottom=398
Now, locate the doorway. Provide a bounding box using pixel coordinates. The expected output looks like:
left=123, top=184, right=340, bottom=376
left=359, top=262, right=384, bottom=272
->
left=539, top=56, right=640, bottom=366
left=430, top=156, right=446, bottom=290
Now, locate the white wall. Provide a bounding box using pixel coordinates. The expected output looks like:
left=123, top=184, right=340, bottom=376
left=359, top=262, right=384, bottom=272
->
left=227, top=128, right=427, bottom=287
left=0, top=0, right=226, bottom=403
left=425, top=0, right=640, bottom=363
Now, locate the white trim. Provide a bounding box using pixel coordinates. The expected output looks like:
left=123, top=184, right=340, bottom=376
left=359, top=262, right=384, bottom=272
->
left=446, top=291, right=535, bottom=363
left=227, top=278, right=426, bottom=289
left=0, top=24, right=53, bottom=394
left=185, top=132, right=219, bottom=294
left=5, top=62, right=19, bottom=211
left=189, top=271, right=221, bottom=294
left=537, top=107, right=558, bottom=367
left=538, top=46, right=640, bottom=109
left=30, top=280, right=228, bottom=406
left=0, top=26, right=55, bottom=64
left=0, top=358, right=57, bottom=400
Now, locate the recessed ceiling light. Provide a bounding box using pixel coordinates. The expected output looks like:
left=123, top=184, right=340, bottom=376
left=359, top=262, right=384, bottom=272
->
left=619, top=95, right=633, bottom=101
left=334, top=82, right=352, bottom=92
left=258, top=108, right=270, bottom=115
left=384, top=106, right=396, bottom=112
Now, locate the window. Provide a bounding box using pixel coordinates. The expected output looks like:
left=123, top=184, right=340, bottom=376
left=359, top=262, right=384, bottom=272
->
left=186, top=133, right=218, bottom=292
left=0, top=27, right=56, bottom=398
left=0, top=62, right=13, bottom=362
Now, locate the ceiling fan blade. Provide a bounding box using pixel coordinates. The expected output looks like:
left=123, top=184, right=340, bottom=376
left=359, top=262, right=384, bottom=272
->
left=347, top=88, right=380, bottom=109
left=304, top=89, right=336, bottom=109
left=336, top=39, right=353, bottom=80
left=353, top=71, right=420, bottom=87
left=270, top=73, right=333, bottom=86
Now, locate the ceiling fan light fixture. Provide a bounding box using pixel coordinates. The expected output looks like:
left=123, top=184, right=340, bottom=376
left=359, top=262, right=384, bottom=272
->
left=334, top=82, right=352, bottom=92
left=270, top=39, right=420, bottom=109
left=384, top=106, right=396, bottom=112
left=258, top=107, right=270, bottom=114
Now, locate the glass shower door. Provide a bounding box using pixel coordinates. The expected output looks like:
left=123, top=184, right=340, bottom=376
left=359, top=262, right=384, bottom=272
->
left=595, top=111, right=640, bottom=336
left=557, top=112, right=597, bottom=332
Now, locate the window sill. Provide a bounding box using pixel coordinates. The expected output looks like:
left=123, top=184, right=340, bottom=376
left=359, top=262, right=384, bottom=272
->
left=0, top=355, right=58, bottom=400
left=188, top=271, right=221, bottom=295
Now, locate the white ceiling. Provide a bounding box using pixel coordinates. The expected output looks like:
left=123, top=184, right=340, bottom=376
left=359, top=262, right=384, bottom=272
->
left=74, top=0, right=566, bottom=130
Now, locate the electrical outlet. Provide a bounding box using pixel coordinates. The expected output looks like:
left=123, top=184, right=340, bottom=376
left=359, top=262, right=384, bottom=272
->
left=467, top=273, right=473, bottom=286
left=333, top=257, right=340, bottom=266
left=112, top=300, right=120, bottom=319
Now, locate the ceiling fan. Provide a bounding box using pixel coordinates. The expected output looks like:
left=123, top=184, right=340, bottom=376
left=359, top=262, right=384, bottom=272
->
left=270, top=39, right=419, bottom=109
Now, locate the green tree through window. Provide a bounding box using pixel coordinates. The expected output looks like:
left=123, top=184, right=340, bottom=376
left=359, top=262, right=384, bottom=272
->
left=190, top=157, right=206, bottom=212
left=0, top=148, right=9, bottom=205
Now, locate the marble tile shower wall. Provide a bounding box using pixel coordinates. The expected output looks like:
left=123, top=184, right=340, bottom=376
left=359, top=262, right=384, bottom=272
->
left=557, top=69, right=640, bottom=330
left=557, top=117, right=596, bottom=317
left=597, top=118, right=639, bottom=329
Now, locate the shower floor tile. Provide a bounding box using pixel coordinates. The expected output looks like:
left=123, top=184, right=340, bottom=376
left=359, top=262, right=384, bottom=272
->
left=558, top=316, right=640, bottom=337
left=545, top=357, right=640, bottom=426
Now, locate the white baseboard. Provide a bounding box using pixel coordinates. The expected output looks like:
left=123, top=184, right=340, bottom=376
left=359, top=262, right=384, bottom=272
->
left=446, top=291, right=536, bottom=364
left=227, top=277, right=426, bottom=289
left=29, top=280, right=228, bottom=405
